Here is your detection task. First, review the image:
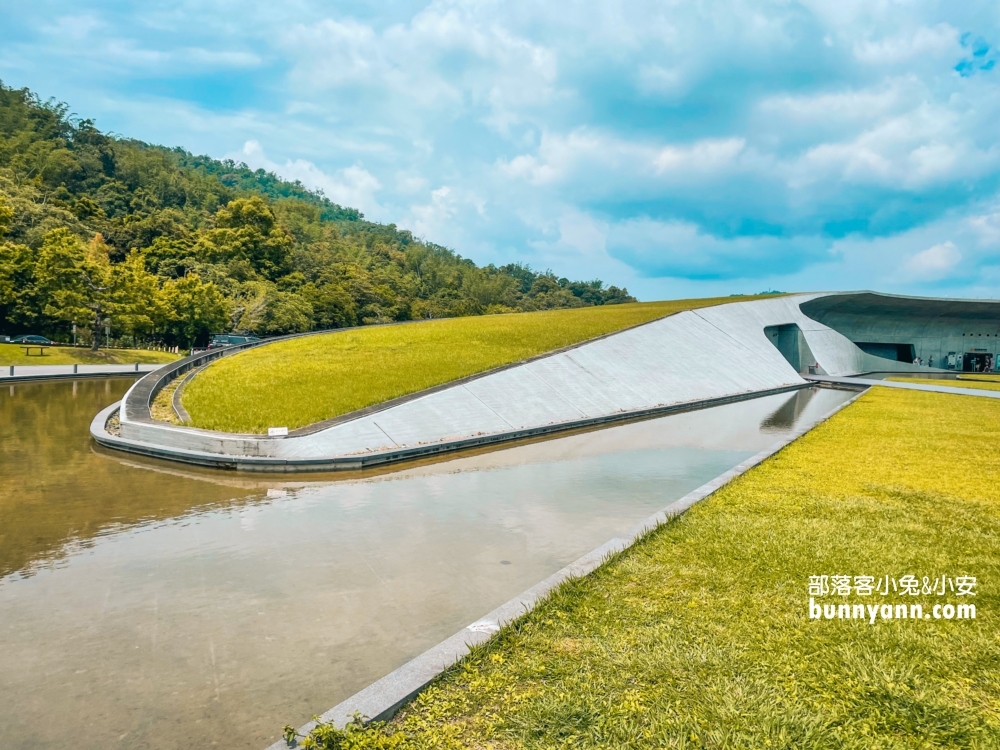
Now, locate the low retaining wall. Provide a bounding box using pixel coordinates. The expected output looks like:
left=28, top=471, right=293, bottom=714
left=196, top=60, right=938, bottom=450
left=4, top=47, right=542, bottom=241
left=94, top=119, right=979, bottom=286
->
left=91, top=383, right=809, bottom=471
left=0, top=363, right=157, bottom=382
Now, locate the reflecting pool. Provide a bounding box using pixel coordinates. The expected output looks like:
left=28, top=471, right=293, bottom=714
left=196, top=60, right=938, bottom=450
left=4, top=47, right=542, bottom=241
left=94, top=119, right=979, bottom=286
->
left=0, top=379, right=855, bottom=749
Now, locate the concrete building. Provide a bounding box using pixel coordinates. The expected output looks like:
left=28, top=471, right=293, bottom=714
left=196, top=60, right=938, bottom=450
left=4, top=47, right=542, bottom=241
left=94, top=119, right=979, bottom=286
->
left=801, top=292, right=1000, bottom=371
left=91, top=291, right=1000, bottom=471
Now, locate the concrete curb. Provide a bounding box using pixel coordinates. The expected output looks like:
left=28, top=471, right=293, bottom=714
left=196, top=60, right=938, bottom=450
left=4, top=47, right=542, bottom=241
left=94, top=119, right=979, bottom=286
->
left=91, top=383, right=812, bottom=472
left=806, top=374, right=1000, bottom=399
left=0, top=366, right=156, bottom=383
left=267, top=386, right=868, bottom=749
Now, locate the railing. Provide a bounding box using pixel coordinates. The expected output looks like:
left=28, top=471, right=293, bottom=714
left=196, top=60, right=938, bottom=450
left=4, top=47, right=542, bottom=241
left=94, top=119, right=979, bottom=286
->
left=120, top=322, right=427, bottom=427
left=3, top=363, right=146, bottom=378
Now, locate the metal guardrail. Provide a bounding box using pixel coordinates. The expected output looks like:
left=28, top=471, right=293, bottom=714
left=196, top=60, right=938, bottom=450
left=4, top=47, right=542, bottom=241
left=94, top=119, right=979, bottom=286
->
left=3, top=363, right=150, bottom=379
left=122, top=331, right=322, bottom=425
left=119, top=321, right=434, bottom=429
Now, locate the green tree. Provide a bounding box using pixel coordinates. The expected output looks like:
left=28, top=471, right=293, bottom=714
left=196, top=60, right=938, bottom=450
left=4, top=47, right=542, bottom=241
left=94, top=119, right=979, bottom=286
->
left=0, top=240, right=37, bottom=328
left=34, top=229, right=155, bottom=350
left=0, top=193, right=13, bottom=234
left=161, top=274, right=229, bottom=347
left=197, top=197, right=293, bottom=279
left=301, top=280, right=357, bottom=329
left=230, top=280, right=313, bottom=335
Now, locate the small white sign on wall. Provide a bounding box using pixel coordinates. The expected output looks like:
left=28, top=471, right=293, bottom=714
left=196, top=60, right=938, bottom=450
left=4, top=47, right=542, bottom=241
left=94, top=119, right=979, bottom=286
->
left=268, top=427, right=289, bottom=437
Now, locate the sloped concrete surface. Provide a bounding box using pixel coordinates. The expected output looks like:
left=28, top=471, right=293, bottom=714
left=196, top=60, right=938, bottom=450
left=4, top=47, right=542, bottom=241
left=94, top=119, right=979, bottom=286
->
left=96, top=293, right=925, bottom=468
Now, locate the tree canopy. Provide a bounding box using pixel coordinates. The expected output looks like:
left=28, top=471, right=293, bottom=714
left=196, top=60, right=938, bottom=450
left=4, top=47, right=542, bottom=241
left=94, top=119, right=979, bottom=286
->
left=0, top=81, right=635, bottom=349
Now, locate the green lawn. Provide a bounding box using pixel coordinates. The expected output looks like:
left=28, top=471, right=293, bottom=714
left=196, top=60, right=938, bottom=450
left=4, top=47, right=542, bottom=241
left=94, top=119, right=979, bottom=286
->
left=887, top=376, right=1000, bottom=392
left=182, top=298, right=739, bottom=433
left=0, top=343, right=179, bottom=367
left=297, top=387, right=1000, bottom=749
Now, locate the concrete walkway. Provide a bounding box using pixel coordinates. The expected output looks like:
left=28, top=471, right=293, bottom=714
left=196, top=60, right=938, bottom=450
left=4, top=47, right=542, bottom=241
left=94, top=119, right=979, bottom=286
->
left=806, top=374, right=1000, bottom=399
left=0, top=363, right=159, bottom=382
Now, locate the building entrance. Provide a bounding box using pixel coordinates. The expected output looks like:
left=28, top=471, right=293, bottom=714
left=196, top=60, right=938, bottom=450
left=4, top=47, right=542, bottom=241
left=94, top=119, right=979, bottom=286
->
left=963, top=352, right=994, bottom=372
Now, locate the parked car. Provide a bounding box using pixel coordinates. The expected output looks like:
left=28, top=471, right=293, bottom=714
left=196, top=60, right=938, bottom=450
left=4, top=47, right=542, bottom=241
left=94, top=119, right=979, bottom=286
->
left=11, top=335, right=53, bottom=345
left=207, top=333, right=260, bottom=349
left=0, top=335, right=10, bottom=343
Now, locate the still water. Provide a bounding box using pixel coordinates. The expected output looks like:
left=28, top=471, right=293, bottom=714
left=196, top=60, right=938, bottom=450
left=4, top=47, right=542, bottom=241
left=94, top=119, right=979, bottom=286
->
left=0, top=379, right=854, bottom=749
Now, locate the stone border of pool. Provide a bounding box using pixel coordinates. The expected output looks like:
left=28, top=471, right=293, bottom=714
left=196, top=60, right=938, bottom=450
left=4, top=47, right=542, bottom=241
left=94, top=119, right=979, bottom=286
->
left=90, top=382, right=811, bottom=472
left=0, top=364, right=159, bottom=382
left=807, top=374, right=1000, bottom=399
left=265, top=385, right=868, bottom=749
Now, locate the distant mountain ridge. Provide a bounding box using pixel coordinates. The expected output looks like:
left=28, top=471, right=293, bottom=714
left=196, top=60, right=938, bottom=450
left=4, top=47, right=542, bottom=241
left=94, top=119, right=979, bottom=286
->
left=0, top=81, right=634, bottom=348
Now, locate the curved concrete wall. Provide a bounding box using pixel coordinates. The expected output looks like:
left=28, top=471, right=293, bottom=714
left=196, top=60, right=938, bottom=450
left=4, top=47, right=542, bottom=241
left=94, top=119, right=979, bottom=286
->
left=802, top=291, right=1000, bottom=368
left=96, top=292, right=932, bottom=469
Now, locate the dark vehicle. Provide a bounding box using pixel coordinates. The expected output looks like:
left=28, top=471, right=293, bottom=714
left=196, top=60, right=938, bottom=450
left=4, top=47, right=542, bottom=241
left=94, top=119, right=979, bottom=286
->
left=11, top=335, right=53, bottom=345
left=207, top=333, right=260, bottom=349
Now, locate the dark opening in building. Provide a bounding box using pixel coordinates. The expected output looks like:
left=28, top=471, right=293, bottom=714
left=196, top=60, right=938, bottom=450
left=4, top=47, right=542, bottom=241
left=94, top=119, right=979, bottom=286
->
left=963, top=351, right=994, bottom=372
left=854, top=342, right=916, bottom=363
left=763, top=323, right=816, bottom=373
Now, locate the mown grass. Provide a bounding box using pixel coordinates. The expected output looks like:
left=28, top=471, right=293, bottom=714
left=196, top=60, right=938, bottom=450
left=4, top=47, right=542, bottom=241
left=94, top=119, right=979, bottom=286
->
left=298, top=387, right=1000, bottom=749
left=182, top=298, right=739, bottom=433
left=0, top=343, right=178, bottom=367
left=887, top=376, right=1000, bottom=392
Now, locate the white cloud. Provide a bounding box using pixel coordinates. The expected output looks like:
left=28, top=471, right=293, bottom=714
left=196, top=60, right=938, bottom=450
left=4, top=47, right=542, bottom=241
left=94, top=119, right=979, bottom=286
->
left=900, top=241, right=962, bottom=282
left=499, top=131, right=748, bottom=188
left=790, top=103, right=997, bottom=190
left=40, top=15, right=261, bottom=71
left=757, top=81, right=913, bottom=125
left=409, top=186, right=459, bottom=239
left=853, top=24, right=959, bottom=65
left=654, top=138, right=745, bottom=174
left=280, top=6, right=557, bottom=127
left=968, top=207, right=1000, bottom=246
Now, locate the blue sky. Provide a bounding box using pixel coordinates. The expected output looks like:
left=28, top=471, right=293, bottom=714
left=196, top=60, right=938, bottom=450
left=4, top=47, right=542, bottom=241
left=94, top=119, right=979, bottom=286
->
left=3, top=1, right=1000, bottom=300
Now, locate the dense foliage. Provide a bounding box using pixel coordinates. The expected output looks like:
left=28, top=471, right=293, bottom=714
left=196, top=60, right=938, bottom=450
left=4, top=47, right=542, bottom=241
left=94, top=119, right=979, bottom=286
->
left=0, top=82, right=634, bottom=349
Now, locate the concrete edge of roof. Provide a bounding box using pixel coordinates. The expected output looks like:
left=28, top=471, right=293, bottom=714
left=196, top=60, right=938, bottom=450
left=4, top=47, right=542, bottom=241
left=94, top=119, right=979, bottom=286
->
left=116, top=296, right=753, bottom=441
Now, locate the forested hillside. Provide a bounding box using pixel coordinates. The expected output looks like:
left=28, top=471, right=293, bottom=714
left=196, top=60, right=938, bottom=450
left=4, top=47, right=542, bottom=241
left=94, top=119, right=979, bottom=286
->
left=0, top=82, right=634, bottom=349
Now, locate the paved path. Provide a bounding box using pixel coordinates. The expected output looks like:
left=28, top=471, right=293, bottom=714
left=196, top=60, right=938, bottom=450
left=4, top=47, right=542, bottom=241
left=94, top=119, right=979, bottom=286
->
left=806, top=374, right=1000, bottom=399
left=0, top=363, right=161, bottom=381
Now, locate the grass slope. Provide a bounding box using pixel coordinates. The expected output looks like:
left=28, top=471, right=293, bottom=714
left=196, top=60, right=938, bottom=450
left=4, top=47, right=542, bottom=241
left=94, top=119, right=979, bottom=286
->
left=301, top=387, right=1000, bottom=749
left=182, top=298, right=738, bottom=433
left=887, top=376, right=1000, bottom=392
left=0, top=344, right=178, bottom=367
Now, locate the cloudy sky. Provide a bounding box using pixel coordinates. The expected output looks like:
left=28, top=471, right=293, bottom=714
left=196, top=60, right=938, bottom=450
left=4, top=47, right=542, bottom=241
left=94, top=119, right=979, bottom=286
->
left=3, top=1, right=1000, bottom=300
